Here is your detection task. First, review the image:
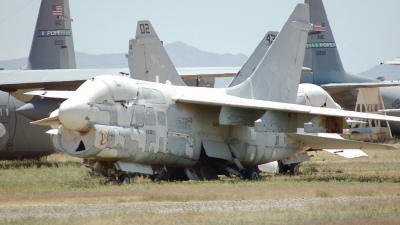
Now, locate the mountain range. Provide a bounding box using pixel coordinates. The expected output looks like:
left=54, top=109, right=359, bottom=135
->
left=1, top=41, right=399, bottom=82
left=0, top=41, right=248, bottom=70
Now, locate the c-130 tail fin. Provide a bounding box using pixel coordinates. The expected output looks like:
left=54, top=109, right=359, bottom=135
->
left=24, top=0, right=76, bottom=70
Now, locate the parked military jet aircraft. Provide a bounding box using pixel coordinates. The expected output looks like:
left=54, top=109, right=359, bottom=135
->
left=302, top=0, right=400, bottom=132
left=32, top=4, right=400, bottom=183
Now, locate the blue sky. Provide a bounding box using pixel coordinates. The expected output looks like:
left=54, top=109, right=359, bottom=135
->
left=1, top=0, right=400, bottom=74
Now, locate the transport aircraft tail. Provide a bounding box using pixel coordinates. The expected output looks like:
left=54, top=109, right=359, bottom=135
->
left=302, top=0, right=371, bottom=84
left=24, top=0, right=76, bottom=70
left=226, top=3, right=312, bottom=103
left=127, top=21, right=186, bottom=86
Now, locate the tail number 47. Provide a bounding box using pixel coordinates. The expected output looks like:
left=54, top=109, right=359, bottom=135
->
left=140, top=24, right=150, bottom=34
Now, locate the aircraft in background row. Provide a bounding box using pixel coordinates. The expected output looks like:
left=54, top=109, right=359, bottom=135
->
left=301, top=0, right=400, bottom=132
left=0, top=0, right=76, bottom=159
left=32, top=5, right=399, bottom=183
left=381, top=58, right=400, bottom=66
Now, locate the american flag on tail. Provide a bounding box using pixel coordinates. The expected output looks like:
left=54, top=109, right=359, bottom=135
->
left=314, top=22, right=326, bottom=32
left=52, top=5, right=63, bottom=16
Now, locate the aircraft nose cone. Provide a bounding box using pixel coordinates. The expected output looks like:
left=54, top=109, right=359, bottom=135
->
left=58, top=99, right=90, bottom=131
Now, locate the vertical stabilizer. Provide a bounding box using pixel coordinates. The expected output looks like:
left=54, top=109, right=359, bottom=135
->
left=25, top=0, right=76, bottom=70
left=303, top=0, right=373, bottom=84
left=302, top=0, right=345, bottom=84
left=127, top=21, right=186, bottom=86
left=228, top=31, right=278, bottom=87
left=226, top=3, right=311, bottom=103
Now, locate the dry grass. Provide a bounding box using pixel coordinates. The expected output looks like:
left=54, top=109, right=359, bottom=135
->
left=2, top=198, right=400, bottom=225
left=1, top=147, right=400, bottom=223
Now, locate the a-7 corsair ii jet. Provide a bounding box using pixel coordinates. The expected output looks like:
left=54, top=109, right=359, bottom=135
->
left=33, top=4, right=399, bottom=182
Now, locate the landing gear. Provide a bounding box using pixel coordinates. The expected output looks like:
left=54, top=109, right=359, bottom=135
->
left=118, top=174, right=131, bottom=184
left=244, top=166, right=260, bottom=180
left=278, top=161, right=300, bottom=175
left=289, top=163, right=299, bottom=175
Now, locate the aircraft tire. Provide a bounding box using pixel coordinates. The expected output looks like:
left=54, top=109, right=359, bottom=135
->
left=289, top=163, right=299, bottom=176
left=244, top=167, right=260, bottom=180
left=118, top=174, right=131, bottom=184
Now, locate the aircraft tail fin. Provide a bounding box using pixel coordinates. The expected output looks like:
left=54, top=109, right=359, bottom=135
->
left=24, top=0, right=76, bottom=70
left=302, top=0, right=346, bottom=84
left=127, top=21, right=186, bottom=86
left=227, top=31, right=278, bottom=88
left=226, top=3, right=312, bottom=103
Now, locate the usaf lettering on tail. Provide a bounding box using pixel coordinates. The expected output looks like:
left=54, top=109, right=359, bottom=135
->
left=32, top=4, right=399, bottom=183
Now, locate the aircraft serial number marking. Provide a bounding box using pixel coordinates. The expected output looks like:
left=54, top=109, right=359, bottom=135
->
left=54, top=40, right=64, bottom=45
left=266, top=34, right=277, bottom=44
left=140, top=24, right=150, bottom=34
left=316, top=51, right=326, bottom=56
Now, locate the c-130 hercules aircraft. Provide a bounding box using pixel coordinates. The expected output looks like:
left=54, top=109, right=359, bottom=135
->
left=32, top=4, right=400, bottom=182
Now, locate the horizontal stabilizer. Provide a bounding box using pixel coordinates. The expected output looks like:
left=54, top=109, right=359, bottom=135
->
left=287, top=133, right=396, bottom=150
left=179, top=67, right=239, bottom=80
left=323, top=149, right=368, bottom=158
left=381, top=58, right=400, bottom=66
left=24, top=90, right=75, bottom=99
left=31, top=115, right=61, bottom=126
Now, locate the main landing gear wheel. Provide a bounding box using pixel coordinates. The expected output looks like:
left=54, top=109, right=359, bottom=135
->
left=244, top=167, right=260, bottom=180
left=118, top=174, right=131, bottom=184
left=289, top=163, right=299, bottom=176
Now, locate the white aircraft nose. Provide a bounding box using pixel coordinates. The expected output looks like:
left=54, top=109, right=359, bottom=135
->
left=58, top=99, right=90, bottom=131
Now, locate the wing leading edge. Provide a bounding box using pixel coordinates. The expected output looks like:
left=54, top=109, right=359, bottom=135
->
left=321, top=82, right=400, bottom=94
left=171, top=91, right=400, bottom=123
left=287, top=133, right=395, bottom=150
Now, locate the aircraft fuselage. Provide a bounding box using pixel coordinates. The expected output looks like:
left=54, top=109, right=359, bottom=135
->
left=51, top=76, right=305, bottom=168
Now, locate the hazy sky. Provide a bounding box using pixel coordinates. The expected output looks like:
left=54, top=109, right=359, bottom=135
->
left=1, top=0, right=400, bottom=74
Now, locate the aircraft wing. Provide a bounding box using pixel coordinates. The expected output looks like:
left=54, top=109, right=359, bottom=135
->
left=0, top=67, right=312, bottom=92
left=321, top=82, right=400, bottom=94
left=171, top=91, right=400, bottom=123
left=178, top=67, right=312, bottom=80
left=24, top=90, right=75, bottom=99
left=0, top=69, right=130, bottom=91
left=287, top=133, right=395, bottom=150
